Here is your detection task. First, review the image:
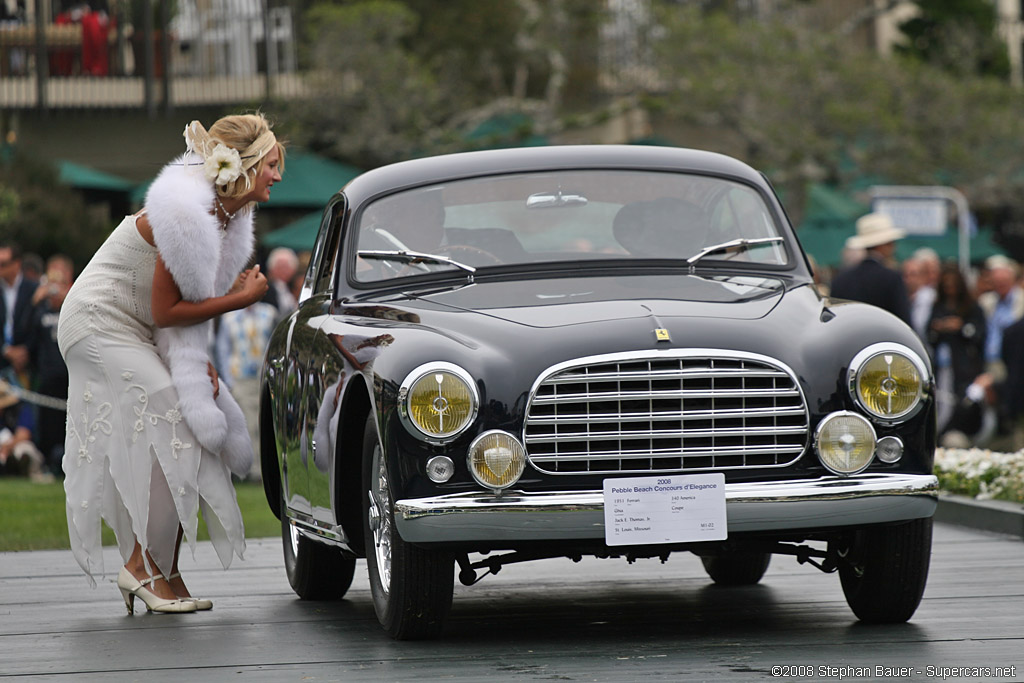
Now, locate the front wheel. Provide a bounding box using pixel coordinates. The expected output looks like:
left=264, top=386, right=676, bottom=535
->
left=362, top=415, right=454, bottom=639
left=838, top=517, right=932, bottom=623
left=281, top=488, right=356, bottom=600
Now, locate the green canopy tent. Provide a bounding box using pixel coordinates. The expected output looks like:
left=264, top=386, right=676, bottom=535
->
left=57, top=160, right=136, bottom=220
left=795, top=183, right=1006, bottom=269
left=262, top=211, right=323, bottom=251
left=58, top=160, right=136, bottom=192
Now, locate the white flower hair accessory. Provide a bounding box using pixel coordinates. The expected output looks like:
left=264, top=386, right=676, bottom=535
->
left=180, top=118, right=277, bottom=191
left=203, top=143, right=243, bottom=185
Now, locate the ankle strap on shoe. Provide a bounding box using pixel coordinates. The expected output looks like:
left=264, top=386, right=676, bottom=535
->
left=139, top=573, right=164, bottom=588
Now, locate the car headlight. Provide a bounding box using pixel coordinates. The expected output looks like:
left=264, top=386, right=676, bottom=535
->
left=398, top=362, right=479, bottom=443
left=815, top=411, right=876, bottom=476
left=468, top=430, right=526, bottom=491
left=848, top=343, right=928, bottom=423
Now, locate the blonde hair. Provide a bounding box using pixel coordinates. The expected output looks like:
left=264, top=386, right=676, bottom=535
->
left=208, top=112, right=286, bottom=200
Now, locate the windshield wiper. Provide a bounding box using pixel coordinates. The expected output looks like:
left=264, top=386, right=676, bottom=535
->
left=358, top=249, right=477, bottom=280
left=686, top=237, right=784, bottom=273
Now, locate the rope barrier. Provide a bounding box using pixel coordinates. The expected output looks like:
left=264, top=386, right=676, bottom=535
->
left=0, top=380, right=67, bottom=412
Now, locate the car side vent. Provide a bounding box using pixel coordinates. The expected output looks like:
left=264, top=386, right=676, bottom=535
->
left=523, top=351, right=808, bottom=475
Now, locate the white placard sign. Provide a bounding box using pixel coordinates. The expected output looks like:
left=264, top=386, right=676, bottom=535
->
left=603, top=473, right=727, bottom=546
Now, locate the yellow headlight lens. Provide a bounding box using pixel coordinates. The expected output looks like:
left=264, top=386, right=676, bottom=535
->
left=855, top=352, right=923, bottom=420
left=815, top=411, right=876, bottom=475
left=406, top=369, right=475, bottom=439
left=468, top=431, right=526, bottom=490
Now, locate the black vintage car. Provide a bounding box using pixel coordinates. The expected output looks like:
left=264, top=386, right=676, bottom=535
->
left=259, top=145, right=937, bottom=639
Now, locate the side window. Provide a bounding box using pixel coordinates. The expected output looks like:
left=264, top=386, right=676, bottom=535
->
left=302, top=198, right=346, bottom=300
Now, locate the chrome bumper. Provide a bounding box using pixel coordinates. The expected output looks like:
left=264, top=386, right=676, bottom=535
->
left=393, top=473, right=938, bottom=543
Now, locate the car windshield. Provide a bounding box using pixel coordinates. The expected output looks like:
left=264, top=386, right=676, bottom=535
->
left=353, top=169, right=788, bottom=283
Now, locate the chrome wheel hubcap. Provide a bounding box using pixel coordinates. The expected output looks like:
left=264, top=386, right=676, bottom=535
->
left=368, top=441, right=392, bottom=593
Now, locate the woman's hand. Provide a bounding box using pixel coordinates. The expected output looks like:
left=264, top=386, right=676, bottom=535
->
left=207, top=362, right=220, bottom=399
left=238, top=265, right=269, bottom=306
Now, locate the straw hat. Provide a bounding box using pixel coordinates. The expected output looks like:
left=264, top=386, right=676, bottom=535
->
left=846, top=212, right=906, bottom=250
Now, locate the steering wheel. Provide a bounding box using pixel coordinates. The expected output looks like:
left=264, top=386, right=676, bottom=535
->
left=440, top=244, right=503, bottom=267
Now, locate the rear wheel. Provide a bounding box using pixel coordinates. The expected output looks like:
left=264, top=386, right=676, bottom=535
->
left=362, top=415, right=454, bottom=639
left=281, top=489, right=356, bottom=600
left=700, top=548, right=772, bottom=585
left=839, top=518, right=932, bottom=623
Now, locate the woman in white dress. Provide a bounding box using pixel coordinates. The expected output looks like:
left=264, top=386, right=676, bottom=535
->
left=58, top=113, right=283, bottom=614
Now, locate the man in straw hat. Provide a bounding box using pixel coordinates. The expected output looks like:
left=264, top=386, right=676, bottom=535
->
left=829, top=212, right=911, bottom=325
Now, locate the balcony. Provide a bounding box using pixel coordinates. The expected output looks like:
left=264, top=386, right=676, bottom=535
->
left=0, top=0, right=305, bottom=111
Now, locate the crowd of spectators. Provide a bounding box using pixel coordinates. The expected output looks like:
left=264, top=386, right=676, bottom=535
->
left=1, top=242, right=71, bottom=482
left=821, top=213, right=1024, bottom=453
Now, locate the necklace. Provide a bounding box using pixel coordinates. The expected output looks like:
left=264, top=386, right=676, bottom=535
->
left=215, top=195, right=237, bottom=228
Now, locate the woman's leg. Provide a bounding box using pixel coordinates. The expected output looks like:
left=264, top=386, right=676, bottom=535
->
left=166, top=525, right=195, bottom=598
left=124, top=541, right=179, bottom=601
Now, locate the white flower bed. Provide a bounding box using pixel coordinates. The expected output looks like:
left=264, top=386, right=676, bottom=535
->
left=934, top=447, right=1024, bottom=503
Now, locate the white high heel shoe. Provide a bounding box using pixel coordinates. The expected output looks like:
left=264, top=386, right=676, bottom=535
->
left=117, top=567, right=197, bottom=614
left=168, top=571, right=213, bottom=610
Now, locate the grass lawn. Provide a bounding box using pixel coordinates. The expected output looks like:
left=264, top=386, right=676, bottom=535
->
left=0, top=478, right=280, bottom=552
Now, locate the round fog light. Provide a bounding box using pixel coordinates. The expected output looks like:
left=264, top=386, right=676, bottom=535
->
left=815, top=411, right=876, bottom=476
left=425, top=455, right=455, bottom=483
left=876, top=436, right=904, bottom=464
left=468, top=430, right=526, bottom=491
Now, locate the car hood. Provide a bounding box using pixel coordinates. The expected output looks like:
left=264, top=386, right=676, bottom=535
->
left=403, top=273, right=788, bottom=328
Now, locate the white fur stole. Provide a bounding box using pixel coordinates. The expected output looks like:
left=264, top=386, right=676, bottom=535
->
left=145, top=154, right=255, bottom=477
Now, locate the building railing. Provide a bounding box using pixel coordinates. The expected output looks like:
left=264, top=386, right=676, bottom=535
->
left=0, top=0, right=305, bottom=112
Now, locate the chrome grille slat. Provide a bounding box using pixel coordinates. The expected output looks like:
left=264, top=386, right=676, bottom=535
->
left=547, top=368, right=790, bottom=383
left=524, top=352, right=809, bottom=475
left=525, top=405, right=807, bottom=425
left=530, top=444, right=805, bottom=461
left=525, top=425, right=807, bottom=443
left=530, top=387, right=800, bottom=404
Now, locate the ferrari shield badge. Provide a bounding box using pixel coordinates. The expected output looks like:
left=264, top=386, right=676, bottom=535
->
left=654, top=328, right=671, bottom=342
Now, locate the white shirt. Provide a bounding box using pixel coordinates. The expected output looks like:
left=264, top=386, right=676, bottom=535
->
left=1, top=272, right=22, bottom=345
left=910, top=285, right=936, bottom=341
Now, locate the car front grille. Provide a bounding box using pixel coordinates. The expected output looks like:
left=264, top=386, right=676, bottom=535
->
left=523, top=351, right=808, bottom=475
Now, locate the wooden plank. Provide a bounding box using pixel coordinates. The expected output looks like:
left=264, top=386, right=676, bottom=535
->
left=0, top=524, right=1021, bottom=681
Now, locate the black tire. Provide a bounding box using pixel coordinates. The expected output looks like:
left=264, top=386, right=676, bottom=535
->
left=281, top=488, right=356, bottom=600
left=362, top=415, right=454, bottom=640
left=701, top=549, right=772, bottom=585
left=839, top=517, right=932, bottom=623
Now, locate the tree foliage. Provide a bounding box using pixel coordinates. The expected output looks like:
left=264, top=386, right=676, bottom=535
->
left=282, top=0, right=444, bottom=168
left=648, top=5, right=1024, bottom=224
left=280, top=0, right=605, bottom=167
left=0, top=152, right=109, bottom=269
left=896, top=0, right=1010, bottom=80
left=277, top=0, right=1024, bottom=242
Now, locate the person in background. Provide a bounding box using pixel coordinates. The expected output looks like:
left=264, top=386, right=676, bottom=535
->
left=214, top=299, right=278, bottom=480
left=999, top=315, right=1024, bottom=451
left=20, top=253, right=43, bottom=283
left=0, top=242, right=38, bottom=388
left=977, top=255, right=1023, bottom=381
left=263, top=246, right=299, bottom=317
left=902, top=255, right=935, bottom=343
left=26, top=254, right=75, bottom=477
left=829, top=213, right=911, bottom=325
left=928, top=263, right=986, bottom=435
left=913, top=247, right=941, bottom=292
left=0, top=381, right=51, bottom=482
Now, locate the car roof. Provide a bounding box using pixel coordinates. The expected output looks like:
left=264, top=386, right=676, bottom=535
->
left=338, top=145, right=770, bottom=205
